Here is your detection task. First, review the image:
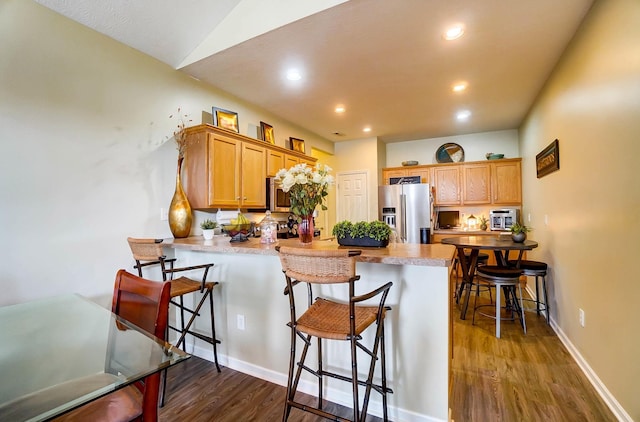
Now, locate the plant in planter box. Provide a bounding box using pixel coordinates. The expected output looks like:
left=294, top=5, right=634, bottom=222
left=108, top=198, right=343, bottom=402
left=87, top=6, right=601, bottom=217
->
left=332, top=220, right=392, bottom=247
left=509, top=221, right=530, bottom=242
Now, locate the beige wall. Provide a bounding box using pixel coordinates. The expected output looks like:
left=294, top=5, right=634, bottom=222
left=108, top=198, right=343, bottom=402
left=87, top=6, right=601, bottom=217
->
left=385, top=129, right=519, bottom=167
left=519, top=0, right=640, bottom=419
left=0, top=1, right=333, bottom=306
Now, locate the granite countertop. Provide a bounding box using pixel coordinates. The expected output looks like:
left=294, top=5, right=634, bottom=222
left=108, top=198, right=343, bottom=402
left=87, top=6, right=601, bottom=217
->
left=163, top=236, right=455, bottom=267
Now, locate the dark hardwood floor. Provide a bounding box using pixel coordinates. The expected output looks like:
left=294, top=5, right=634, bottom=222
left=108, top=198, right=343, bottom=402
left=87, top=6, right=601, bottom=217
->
left=160, top=357, right=382, bottom=421
left=160, top=289, right=617, bottom=422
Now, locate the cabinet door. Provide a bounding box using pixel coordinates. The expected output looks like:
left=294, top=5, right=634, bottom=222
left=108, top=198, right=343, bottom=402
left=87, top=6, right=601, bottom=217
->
left=241, top=143, right=266, bottom=207
left=407, top=168, right=430, bottom=184
left=266, top=149, right=285, bottom=177
left=432, top=166, right=461, bottom=205
left=382, top=169, right=407, bottom=185
left=491, top=161, right=522, bottom=204
left=462, top=163, right=490, bottom=204
left=284, top=154, right=300, bottom=169
left=209, top=135, right=241, bottom=207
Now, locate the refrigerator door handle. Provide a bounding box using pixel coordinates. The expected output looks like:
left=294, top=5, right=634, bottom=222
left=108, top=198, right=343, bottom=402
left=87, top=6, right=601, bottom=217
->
left=401, top=194, right=407, bottom=242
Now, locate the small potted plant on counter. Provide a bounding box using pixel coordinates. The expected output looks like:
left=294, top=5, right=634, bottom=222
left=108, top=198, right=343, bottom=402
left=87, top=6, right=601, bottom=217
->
left=479, top=215, right=489, bottom=231
left=332, top=220, right=392, bottom=247
left=510, top=221, right=530, bottom=243
left=200, top=219, right=218, bottom=240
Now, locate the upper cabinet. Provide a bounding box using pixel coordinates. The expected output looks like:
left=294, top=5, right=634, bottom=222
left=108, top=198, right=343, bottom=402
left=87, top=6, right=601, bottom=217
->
left=383, top=158, right=521, bottom=206
left=491, top=160, right=521, bottom=204
left=382, top=167, right=430, bottom=184
left=183, top=124, right=315, bottom=210
left=432, top=165, right=462, bottom=205
left=462, top=163, right=491, bottom=204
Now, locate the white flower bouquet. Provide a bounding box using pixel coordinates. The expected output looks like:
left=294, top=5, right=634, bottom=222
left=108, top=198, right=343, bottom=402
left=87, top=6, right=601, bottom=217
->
left=274, top=163, right=333, bottom=216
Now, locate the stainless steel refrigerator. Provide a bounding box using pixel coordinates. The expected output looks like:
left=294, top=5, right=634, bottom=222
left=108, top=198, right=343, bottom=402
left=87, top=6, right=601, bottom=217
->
left=378, top=183, right=432, bottom=243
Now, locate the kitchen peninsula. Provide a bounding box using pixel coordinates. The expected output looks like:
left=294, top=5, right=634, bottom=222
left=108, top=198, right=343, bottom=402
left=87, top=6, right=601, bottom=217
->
left=164, top=236, right=455, bottom=422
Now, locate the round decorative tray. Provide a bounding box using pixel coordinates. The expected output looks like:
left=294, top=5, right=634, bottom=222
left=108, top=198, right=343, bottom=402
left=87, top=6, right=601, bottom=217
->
left=436, top=143, right=464, bottom=163
left=402, top=160, right=419, bottom=166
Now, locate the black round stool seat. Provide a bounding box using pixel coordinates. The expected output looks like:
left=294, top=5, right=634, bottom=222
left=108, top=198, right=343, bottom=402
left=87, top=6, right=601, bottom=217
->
left=477, top=265, right=522, bottom=279
left=507, top=260, right=547, bottom=272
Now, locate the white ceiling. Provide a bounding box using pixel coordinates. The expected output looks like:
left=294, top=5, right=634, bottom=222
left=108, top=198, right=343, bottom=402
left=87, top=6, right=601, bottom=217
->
left=35, top=0, right=594, bottom=143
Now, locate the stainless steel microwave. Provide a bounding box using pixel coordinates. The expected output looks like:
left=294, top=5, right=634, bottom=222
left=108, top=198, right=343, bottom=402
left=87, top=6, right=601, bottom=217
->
left=266, top=178, right=291, bottom=212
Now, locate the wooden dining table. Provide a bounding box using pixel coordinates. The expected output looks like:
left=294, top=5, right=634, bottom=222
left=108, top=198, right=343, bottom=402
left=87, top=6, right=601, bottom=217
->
left=0, top=294, right=190, bottom=421
left=441, top=235, right=539, bottom=319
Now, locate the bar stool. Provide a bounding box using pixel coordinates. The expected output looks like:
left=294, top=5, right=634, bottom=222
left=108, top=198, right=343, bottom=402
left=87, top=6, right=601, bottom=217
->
left=473, top=265, right=526, bottom=338
left=127, top=237, right=221, bottom=405
left=455, top=251, right=490, bottom=304
left=508, top=259, right=550, bottom=324
left=277, top=246, right=393, bottom=422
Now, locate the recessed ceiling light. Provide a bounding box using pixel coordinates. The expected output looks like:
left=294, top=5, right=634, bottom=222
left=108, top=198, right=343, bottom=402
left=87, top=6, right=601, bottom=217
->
left=286, top=69, right=302, bottom=81
left=452, top=82, right=467, bottom=92
left=363, top=127, right=372, bottom=132
left=335, top=105, right=346, bottom=113
left=444, top=25, right=464, bottom=41
left=456, top=110, right=471, bottom=121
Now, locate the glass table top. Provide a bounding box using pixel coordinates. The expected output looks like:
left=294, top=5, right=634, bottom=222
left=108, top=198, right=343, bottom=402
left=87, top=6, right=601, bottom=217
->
left=0, top=294, right=189, bottom=421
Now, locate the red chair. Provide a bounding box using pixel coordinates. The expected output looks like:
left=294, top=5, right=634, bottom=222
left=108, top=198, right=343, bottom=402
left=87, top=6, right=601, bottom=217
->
left=54, top=270, right=171, bottom=422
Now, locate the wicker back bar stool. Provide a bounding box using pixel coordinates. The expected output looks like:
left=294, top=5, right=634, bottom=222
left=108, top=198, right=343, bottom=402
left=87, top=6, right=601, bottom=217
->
left=127, top=237, right=221, bottom=405
left=277, top=246, right=393, bottom=422
left=508, top=259, right=550, bottom=324
left=473, top=265, right=526, bottom=338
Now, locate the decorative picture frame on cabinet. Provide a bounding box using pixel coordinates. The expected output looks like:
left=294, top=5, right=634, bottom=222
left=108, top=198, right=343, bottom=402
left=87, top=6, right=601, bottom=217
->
left=260, top=121, right=275, bottom=144
left=536, top=139, right=559, bottom=178
left=212, top=107, right=239, bottom=133
left=290, top=137, right=305, bottom=153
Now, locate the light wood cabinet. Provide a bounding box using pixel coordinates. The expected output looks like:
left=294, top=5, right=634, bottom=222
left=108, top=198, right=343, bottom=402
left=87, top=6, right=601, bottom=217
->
left=432, top=166, right=461, bottom=205
left=240, top=142, right=267, bottom=208
left=491, top=160, right=521, bottom=204
left=462, top=163, right=491, bottom=204
left=266, top=149, right=285, bottom=177
left=382, top=166, right=430, bottom=184
left=182, top=124, right=316, bottom=210
left=186, top=132, right=266, bottom=209
left=384, top=158, right=521, bottom=206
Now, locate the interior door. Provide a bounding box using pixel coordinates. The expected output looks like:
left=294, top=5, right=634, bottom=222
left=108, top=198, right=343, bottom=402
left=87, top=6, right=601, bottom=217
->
left=336, top=171, right=369, bottom=224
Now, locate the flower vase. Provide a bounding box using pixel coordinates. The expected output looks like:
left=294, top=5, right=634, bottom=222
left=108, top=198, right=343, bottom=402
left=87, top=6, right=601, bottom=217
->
left=169, top=156, right=193, bottom=238
left=298, top=214, right=314, bottom=244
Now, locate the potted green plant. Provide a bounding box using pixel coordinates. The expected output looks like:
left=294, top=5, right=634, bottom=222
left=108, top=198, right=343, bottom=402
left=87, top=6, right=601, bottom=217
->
left=479, top=215, right=489, bottom=231
left=332, top=220, right=392, bottom=247
left=509, top=221, right=530, bottom=243
left=200, top=219, right=218, bottom=240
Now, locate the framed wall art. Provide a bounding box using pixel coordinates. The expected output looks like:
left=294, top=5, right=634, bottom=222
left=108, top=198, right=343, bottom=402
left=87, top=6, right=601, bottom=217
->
left=260, top=121, right=275, bottom=144
left=290, top=137, right=305, bottom=153
left=212, top=107, right=239, bottom=133
left=536, top=139, right=559, bottom=178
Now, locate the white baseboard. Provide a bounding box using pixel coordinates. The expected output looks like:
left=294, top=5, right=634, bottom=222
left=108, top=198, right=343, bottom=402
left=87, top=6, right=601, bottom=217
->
left=524, top=285, right=630, bottom=421
left=184, top=341, right=445, bottom=422
left=551, top=322, right=632, bottom=422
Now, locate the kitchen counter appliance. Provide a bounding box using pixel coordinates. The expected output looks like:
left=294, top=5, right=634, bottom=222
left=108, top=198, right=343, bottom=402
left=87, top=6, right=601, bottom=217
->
left=489, top=208, right=519, bottom=231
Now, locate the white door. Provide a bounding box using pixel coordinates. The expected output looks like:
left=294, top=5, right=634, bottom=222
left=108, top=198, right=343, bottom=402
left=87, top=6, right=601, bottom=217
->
left=336, top=171, right=369, bottom=223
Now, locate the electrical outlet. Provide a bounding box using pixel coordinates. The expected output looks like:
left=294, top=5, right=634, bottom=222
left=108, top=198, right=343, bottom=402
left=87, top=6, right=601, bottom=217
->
left=528, top=213, right=531, bottom=223
left=579, top=308, right=585, bottom=327
left=160, top=208, right=168, bottom=221
left=237, top=314, right=245, bottom=330
left=544, top=214, right=549, bottom=226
